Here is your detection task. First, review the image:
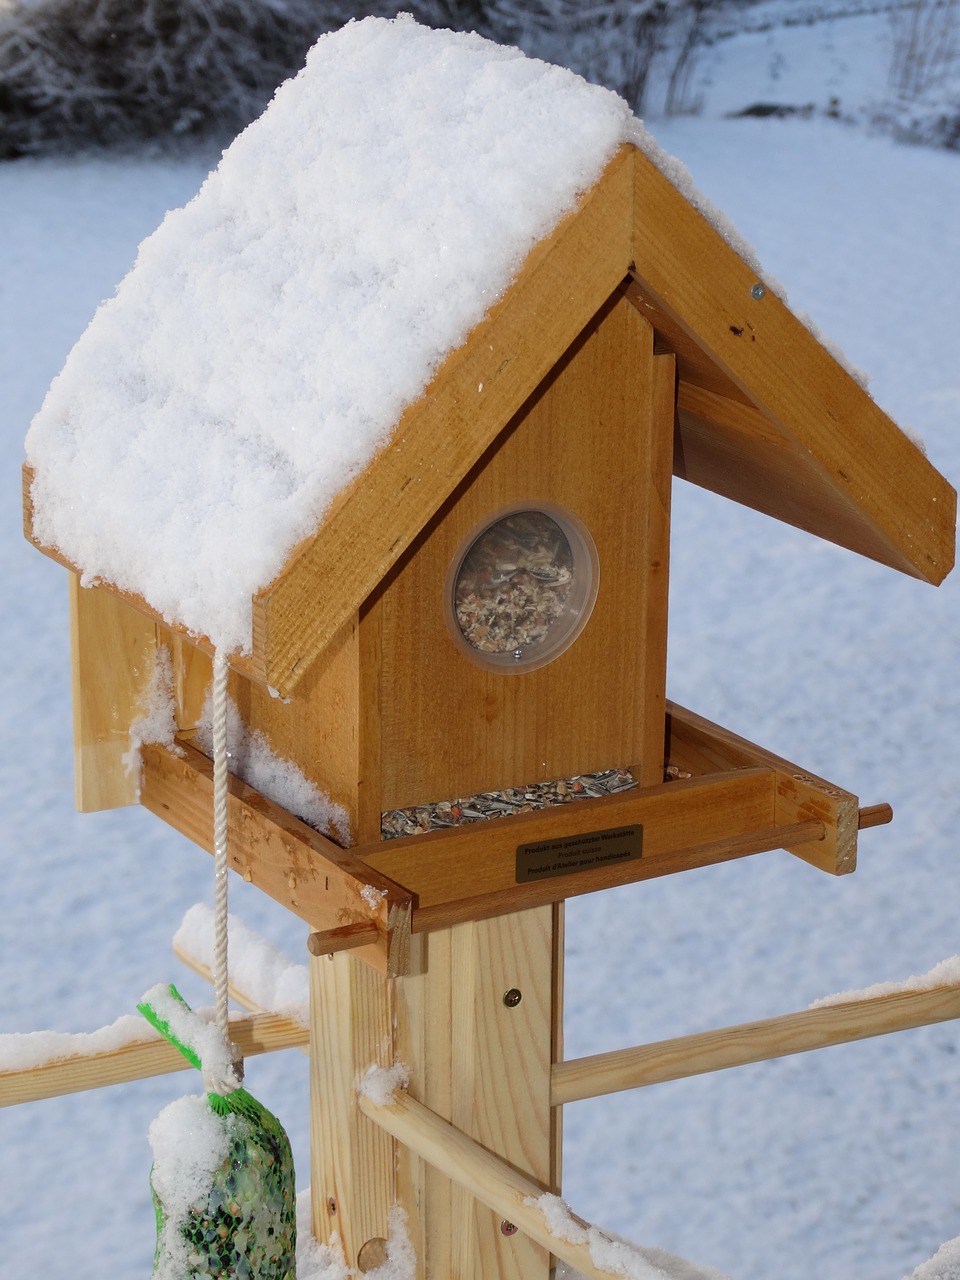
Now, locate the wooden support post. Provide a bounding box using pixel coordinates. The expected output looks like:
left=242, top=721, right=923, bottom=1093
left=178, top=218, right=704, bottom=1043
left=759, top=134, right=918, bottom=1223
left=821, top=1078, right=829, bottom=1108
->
left=395, top=906, right=559, bottom=1280
left=309, top=952, right=395, bottom=1269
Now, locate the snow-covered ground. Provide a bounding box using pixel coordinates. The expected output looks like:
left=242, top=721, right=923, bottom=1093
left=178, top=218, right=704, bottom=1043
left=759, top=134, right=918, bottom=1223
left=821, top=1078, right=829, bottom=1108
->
left=2, top=23, right=960, bottom=1280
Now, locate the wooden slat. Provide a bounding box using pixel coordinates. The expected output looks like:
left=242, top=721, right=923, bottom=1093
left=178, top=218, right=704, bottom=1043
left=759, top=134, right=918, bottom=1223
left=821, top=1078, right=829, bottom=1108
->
left=360, top=767, right=781, bottom=912
left=69, top=575, right=159, bottom=812
left=360, top=1086, right=660, bottom=1280
left=251, top=146, right=637, bottom=696
left=665, top=701, right=860, bottom=874
left=551, top=983, right=960, bottom=1105
left=309, top=953, right=394, bottom=1268
left=0, top=1011, right=308, bottom=1108
left=395, top=909, right=557, bottom=1279
left=140, top=740, right=414, bottom=976
left=629, top=147, right=956, bottom=585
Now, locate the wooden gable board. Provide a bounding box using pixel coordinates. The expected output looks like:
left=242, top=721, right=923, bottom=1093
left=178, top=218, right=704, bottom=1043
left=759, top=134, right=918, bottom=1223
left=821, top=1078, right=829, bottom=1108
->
left=24, top=145, right=955, bottom=695
left=252, top=144, right=955, bottom=695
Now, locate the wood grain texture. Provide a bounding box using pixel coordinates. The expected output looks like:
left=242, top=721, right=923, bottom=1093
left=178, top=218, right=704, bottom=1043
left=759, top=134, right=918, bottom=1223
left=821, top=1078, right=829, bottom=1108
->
left=139, top=740, right=412, bottom=975
left=69, top=575, right=158, bottom=812
left=394, top=909, right=558, bottom=1279
left=369, top=294, right=674, bottom=810
left=629, top=148, right=956, bottom=584
left=665, top=701, right=860, bottom=874
left=361, top=1086, right=641, bottom=1280
left=251, top=147, right=637, bottom=696
left=0, top=1011, right=308, bottom=1107
left=309, top=953, right=394, bottom=1266
left=551, top=983, right=960, bottom=1104
left=360, top=767, right=778, bottom=910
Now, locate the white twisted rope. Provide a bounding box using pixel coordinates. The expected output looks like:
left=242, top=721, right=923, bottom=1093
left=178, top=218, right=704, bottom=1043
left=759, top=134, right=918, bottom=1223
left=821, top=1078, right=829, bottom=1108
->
left=211, top=650, right=231, bottom=1055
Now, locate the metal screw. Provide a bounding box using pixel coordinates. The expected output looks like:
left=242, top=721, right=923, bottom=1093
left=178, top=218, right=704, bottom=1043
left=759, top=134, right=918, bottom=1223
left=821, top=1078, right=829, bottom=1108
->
left=503, top=988, right=523, bottom=1008
left=750, top=282, right=766, bottom=300
left=500, top=1220, right=519, bottom=1236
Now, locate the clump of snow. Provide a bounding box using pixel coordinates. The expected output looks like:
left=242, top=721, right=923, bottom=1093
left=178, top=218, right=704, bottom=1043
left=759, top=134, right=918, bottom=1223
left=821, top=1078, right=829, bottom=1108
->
left=358, top=1062, right=410, bottom=1107
left=148, top=1093, right=236, bottom=1280
left=195, top=682, right=351, bottom=843
left=535, top=1193, right=731, bottom=1280
left=810, top=955, right=960, bottom=1008
left=173, top=903, right=308, bottom=1025
left=904, top=1235, right=960, bottom=1280
left=122, top=642, right=180, bottom=781
left=25, top=14, right=634, bottom=656
left=360, top=884, right=386, bottom=912
left=0, top=1013, right=148, bottom=1073
left=140, top=981, right=240, bottom=1093
left=296, top=1190, right=350, bottom=1280
left=296, top=1193, right=414, bottom=1280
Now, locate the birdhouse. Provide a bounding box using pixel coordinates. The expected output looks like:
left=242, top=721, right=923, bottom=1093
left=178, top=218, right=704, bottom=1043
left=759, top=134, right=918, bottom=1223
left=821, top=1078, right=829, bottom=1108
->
left=20, top=16, right=956, bottom=1279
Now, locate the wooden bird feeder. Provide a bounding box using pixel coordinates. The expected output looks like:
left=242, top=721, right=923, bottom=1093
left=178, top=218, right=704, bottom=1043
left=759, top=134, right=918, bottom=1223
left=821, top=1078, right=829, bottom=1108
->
left=20, top=129, right=957, bottom=1277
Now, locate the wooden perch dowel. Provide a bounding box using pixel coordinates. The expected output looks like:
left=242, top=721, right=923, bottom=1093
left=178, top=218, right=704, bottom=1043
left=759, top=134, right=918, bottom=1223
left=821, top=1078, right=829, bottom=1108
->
left=551, top=982, right=960, bottom=1105
left=359, top=1086, right=656, bottom=1280
left=858, top=803, right=893, bottom=829
left=0, top=1011, right=309, bottom=1108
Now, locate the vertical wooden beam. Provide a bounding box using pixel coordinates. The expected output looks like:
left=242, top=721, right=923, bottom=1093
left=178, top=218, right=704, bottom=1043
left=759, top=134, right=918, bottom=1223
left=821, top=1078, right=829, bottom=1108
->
left=309, top=952, right=394, bottom=1268
left=396, top=907, right=558, bottom=1279
left=69, top=574, right=158, bottom=812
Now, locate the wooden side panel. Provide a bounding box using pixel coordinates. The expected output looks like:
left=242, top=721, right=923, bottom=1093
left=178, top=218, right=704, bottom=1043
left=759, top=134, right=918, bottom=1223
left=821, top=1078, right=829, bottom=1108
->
left=252, top=146, right=637, bottom=696
left=70, top=574, right=158, bottom=812
left=370, top=292, right=674, bottom=811
left=630, top=148, right=956, bottom=585
left=665, top=702, right=860, bottom=874
left=395, top=909, right=557, bottom=1280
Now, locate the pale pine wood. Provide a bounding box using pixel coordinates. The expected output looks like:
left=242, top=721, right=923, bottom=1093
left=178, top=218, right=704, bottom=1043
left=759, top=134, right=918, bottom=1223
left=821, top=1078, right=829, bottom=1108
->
left=551, top=983, right=960, bottom=1105
left=629, top=148, right=956, bottom=585
left=360, top=1086, right=645, bottom=1280
left=309, top=952, right=394, bottom=1268
left=0, top=1011, right=308, bottom=1108
left=368, top=295, right=673, bottom=809
left=251, top=146, right=637, bottom=696
left=69, top=574, right=159, bottom=812
left=394, top=908, right=557, bottom=1279
left=665, top=701, right=860, bottom=873
left=139, top=741, right=412, bottom=976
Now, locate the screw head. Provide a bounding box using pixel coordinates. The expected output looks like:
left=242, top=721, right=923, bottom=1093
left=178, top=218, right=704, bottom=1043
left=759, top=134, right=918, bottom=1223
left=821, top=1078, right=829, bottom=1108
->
left=503, top=988, right=523, bottom=1008
left=750, top=282, right=766, bottom=300
left=500, top=1220, right=519, bottom=1236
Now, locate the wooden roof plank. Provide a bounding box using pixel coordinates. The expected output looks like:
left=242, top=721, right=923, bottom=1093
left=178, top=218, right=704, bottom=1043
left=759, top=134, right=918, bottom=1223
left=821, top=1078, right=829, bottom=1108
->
left=631, top=148, right=956, bottom=585
left=251, top=146, right=637, bottom=694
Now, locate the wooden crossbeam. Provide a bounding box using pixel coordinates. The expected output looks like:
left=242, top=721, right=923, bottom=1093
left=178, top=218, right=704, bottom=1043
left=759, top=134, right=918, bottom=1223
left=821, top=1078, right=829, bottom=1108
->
left=551, top=982, right=960, bottom=1105
left=0, top=1011, right=309, bottom=1108
left=359, top=1086, right=668, bottom=1280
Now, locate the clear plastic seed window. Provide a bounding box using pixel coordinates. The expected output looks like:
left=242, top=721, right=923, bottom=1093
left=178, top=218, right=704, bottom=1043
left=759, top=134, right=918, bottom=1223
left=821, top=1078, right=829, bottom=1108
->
left=445, top=504, right=599, bottom=674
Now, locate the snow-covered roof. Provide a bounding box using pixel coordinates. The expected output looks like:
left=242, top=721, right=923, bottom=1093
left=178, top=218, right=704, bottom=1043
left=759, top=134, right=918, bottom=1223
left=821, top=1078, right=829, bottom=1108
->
left=25, top=14, right=634, bottom=656
left=24, top=15, right=955, bottom=684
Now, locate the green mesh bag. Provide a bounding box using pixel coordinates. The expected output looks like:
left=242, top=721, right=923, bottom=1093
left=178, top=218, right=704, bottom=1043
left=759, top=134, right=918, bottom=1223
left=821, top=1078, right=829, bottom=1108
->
left=139, top=984, right=297, bottom=1280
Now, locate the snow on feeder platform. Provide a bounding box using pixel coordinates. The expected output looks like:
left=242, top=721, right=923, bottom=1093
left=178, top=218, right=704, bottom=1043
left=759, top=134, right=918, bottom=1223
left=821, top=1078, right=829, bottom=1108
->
left=19, top=13, right=957, bottom=1280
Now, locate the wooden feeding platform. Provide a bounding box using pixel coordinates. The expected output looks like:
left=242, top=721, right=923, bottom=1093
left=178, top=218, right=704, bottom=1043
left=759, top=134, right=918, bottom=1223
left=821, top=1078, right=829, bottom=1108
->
left=14, top=19, right=959, bottom=1278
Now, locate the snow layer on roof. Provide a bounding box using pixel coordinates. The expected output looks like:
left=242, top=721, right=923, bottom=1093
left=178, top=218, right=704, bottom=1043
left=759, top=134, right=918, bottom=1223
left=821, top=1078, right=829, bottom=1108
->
left=25, top=14, right=634, bottom=654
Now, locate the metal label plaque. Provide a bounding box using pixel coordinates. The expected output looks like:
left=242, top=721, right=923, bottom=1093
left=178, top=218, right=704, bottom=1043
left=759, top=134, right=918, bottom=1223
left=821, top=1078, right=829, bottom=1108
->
left=516, top=824, right=643, bottom=884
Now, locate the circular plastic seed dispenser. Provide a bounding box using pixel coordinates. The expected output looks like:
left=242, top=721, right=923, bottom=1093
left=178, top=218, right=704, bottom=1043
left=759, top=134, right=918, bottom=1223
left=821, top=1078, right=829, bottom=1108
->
left=445, top=503, right=599, bottom=673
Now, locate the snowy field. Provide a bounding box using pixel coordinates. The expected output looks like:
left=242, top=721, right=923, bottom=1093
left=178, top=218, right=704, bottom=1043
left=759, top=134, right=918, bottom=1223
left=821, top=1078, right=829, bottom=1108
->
left=2, top=40, right=960, bottom=1280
